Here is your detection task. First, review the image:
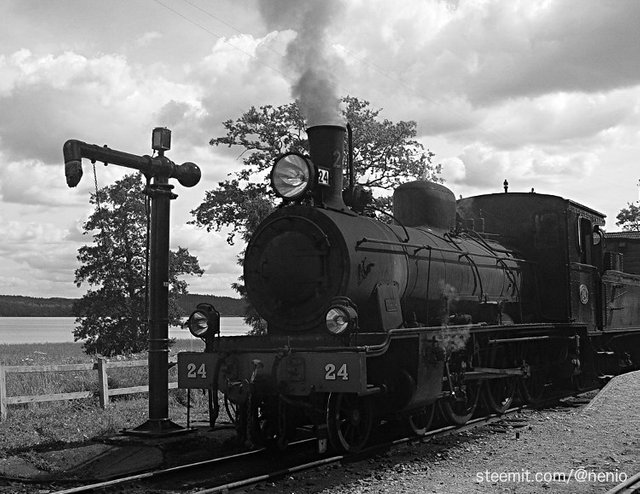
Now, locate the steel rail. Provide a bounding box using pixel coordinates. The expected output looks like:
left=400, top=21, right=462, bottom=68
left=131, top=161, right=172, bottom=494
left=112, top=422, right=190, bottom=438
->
left=48, top=439, right=308, bottom=494
left=605, top=472, right=640, bottom=494
left=48, top=448, right=266, bottom=494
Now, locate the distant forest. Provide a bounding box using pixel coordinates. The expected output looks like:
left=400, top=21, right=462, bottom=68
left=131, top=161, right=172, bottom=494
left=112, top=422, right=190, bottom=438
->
left=0, top=294, right=247, bottom=317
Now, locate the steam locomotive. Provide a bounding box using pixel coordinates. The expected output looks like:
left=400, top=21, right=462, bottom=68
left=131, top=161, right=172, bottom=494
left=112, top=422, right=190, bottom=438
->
left=178, top=124, right=640, bottom=453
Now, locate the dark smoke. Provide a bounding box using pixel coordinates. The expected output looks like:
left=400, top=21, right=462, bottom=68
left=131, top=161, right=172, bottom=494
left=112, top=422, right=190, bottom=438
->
left=259, top=0, right=343, bottom=126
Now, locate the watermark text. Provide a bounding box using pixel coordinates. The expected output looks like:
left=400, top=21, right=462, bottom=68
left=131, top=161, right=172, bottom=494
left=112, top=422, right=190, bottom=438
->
left=476, top=468, right=627, bottom=484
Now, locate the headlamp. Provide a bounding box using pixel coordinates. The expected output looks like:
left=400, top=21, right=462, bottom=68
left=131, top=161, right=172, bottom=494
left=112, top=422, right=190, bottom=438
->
left=325, top=298, right=358, bottom=335
left=187, top=303, right=220, bottom=339
left=270, top=153, right=315, bottom=200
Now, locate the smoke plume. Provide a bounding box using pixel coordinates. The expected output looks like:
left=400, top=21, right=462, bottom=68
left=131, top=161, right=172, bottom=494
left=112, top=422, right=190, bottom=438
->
left=259, top=0, right=343, bottom=126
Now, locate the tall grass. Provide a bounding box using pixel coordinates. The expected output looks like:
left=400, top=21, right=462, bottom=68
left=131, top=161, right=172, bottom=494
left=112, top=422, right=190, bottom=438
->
left=0, top=339, right=216, bottom=454
left=0, top=340, right=204, bottom=397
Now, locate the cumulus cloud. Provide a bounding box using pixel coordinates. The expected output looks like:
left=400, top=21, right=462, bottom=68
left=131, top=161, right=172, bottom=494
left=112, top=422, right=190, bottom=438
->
left=444, top=143, right=600, bottom=190
left=464, top=1, right=640, bottom=103
left=0, top=215, right=79, bottom=296
left=195, top=32, right=292, bottom=121
left=341, top=1, right=640, bottom=103
left=0, top=159, right=87, bottom=206
left=170, top=223, right=244, bottom=296
left=0, top=49, right=203, bottom=165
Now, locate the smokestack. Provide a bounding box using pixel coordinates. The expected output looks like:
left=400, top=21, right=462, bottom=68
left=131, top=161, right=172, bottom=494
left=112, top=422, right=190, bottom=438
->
left=307, top=124, right=346, bottom=211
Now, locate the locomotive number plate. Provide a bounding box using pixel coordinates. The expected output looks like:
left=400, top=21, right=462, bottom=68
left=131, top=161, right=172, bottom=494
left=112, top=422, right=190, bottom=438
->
left=324, top=363, right=349, bottom=381
left=177, top=352, right=216, bottom=389
left=317, top=167, right=330, bottom=186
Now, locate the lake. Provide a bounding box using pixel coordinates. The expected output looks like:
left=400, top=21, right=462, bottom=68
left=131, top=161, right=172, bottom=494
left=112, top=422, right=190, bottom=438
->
left=0, top=317, right=251, bottom=344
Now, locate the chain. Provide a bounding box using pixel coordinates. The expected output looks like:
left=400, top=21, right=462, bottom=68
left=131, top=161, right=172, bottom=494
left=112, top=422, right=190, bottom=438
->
left=91, top=161, right=110, bottom=249
left=92, top=161, right=101, bottom=211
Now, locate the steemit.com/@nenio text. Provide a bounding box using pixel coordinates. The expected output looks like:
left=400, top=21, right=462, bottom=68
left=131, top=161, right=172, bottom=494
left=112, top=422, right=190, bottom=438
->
left=476, top=468, right=628, bottom=485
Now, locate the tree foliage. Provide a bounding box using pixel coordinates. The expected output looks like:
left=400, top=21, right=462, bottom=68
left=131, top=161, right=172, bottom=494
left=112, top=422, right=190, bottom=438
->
left=190, top=96, right=441, bottom=331
left=73, top=173, right=203, bottom=356
left=616, top=202, right=640, bottom=231
left=191, top=96, right=441, bottom=244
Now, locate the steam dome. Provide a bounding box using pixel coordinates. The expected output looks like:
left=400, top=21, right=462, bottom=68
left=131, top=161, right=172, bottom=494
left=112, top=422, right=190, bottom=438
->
left=393, top=181, right=456, bottom=229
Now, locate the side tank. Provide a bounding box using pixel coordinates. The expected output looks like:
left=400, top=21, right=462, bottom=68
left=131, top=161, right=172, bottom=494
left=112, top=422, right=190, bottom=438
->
left=393, top=181, right=522, bottom=325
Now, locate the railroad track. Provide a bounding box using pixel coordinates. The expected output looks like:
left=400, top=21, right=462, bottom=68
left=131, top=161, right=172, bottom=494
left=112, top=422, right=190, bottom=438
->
left=606, top=472, right=640, bottom=494
left=48, top=394, right=579, bottom=494
left=44, top=389, right=602, bottom=494
left=191, top=407, right=531, bottom=494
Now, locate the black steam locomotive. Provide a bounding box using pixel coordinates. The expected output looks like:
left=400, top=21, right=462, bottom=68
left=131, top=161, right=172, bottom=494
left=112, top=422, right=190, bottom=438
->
left=178, top=124, right=640, bottom=453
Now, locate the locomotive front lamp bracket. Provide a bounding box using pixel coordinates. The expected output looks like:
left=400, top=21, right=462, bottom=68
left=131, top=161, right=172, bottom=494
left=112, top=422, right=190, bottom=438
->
left=62, top=128, right=201, bottom=437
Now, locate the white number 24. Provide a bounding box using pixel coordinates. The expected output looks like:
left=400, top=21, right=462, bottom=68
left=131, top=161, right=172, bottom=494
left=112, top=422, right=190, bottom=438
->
left=187, top=362, right=207, bottom=379
left=317, top=168, right=330, bottom=185
left=325, top=363, right=348, bottom=381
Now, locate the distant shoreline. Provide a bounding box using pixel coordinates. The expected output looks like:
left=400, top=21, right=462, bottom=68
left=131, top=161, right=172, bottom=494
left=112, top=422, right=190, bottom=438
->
left=0, top=294, right=247, bottom=318
left=0, top=316, right=250, bottom=345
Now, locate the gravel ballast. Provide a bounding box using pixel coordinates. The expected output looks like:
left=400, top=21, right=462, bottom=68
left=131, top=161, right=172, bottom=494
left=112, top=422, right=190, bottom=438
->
left=264, top=372, right=639, bottom=494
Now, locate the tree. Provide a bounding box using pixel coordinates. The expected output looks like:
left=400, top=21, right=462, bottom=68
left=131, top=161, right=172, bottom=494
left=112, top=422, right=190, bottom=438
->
left=190, top=96, right=441, bottom=331
left=73, top=173, right=203, bottom=356
left=616, top=202, right=640, bottom=231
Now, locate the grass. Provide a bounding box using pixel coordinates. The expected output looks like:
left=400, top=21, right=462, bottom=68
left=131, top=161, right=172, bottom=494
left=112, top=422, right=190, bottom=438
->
left=0, top=339, right=229, bottom=457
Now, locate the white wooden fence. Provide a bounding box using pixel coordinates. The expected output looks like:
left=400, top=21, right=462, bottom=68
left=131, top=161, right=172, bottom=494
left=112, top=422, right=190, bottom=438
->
left=0, top=357, right=177, bottom=421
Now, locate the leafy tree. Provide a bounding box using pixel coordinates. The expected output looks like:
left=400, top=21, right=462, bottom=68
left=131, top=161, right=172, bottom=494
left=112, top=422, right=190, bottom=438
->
left=616, top=202, right=640, bottom=231
left=74, top=173, right=203, bottom=356
left=192, top=96, right=440, bottom=243
left=191, top=97, right=440, bottom=332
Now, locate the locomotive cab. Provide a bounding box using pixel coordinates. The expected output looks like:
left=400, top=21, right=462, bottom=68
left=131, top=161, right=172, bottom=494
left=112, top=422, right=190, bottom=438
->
left=457, top=192, right=605, bottom=330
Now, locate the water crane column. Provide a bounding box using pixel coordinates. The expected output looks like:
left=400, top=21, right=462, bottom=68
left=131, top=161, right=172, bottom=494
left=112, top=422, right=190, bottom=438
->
left=63, top=128, right=201, bottom=436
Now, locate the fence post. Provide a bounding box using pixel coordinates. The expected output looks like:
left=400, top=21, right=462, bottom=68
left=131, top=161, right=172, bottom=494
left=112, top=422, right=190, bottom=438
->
left=0, top=364, right=7, bottom=421
left=97, top=358, right=109, bottom=408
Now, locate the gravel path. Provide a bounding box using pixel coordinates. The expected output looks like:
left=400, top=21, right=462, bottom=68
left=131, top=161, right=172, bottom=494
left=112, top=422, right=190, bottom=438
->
left=259, top=372, right=639, bottom=494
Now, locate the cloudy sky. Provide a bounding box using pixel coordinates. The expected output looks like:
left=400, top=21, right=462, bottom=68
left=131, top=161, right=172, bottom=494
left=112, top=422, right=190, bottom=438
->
left=1, top=0, right=639, bottom=299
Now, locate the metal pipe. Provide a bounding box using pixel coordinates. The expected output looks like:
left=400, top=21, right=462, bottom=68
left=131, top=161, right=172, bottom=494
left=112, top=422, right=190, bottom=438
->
left=146, top=178, right=174, bottom=427
left=356, top=237, right=530, bottom=263
left=347, top=122, right=354, bottom=196
left=63, top=139, right=201, bottom=188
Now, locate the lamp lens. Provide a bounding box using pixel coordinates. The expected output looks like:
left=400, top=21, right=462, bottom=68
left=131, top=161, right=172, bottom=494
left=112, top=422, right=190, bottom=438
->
left=326, top=307, right=350, bottom=335
left=272, top=154, right=312, bottom=199
left=188, top=311, right=209, bottom=337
